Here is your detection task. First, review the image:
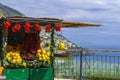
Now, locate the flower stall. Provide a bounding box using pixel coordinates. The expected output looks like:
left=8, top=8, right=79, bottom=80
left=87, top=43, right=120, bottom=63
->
left=0, top=16, right=64, bottom=80
left=0, top=16, right=101, bottom=80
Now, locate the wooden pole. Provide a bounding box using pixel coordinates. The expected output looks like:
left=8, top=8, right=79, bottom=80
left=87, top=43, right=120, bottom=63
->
left=0, top=17, right=6, bottom=66
left=50, top=24, right=55, bottom=80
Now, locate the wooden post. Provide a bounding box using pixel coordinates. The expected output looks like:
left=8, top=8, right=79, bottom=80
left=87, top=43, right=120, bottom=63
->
left=50, top=24, right=55, bottom=80
left=0, top=17, right=6, bottom=66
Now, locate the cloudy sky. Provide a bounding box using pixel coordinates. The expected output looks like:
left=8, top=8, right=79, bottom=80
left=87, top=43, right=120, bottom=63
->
left=0, top=0, right=120, bottom=50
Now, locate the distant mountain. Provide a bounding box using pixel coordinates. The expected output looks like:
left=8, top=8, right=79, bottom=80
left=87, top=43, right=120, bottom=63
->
left=0, top=3, right=24, bottom=17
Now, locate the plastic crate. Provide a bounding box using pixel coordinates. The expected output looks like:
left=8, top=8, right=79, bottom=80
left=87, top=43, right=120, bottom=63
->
left=3, top=68, right=29, bottom=80
left=30, top=68, right=54, bottom=80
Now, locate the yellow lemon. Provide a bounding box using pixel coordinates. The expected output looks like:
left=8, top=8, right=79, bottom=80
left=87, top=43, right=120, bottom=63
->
left=37, top=49, right=41, bottom=53
left=47, top=53, right=50, bottom=56
left=12, top=60, right=16, bottom=63
left=41, top=50, right=46, bottom=54
left=39, top=57, right=42, bottom=61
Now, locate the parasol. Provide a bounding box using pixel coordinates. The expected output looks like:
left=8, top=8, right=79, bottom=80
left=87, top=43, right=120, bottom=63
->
left=62, top=20, right=101, bottom=27
left=1, top=16, right=101, bottom=27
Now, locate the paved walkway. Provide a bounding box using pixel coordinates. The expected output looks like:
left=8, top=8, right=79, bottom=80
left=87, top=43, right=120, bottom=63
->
left=0, top=76, right=75, bottom=80
left=54, top=78, right=75, bottom=80
left=0, top=76, right=5, bottom=80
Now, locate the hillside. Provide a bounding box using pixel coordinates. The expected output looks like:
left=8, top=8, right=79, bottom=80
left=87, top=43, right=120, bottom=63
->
left=0, top=3, right=24, bottom=17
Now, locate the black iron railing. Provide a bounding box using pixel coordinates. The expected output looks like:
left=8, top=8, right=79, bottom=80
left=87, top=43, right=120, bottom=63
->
left=54, top=52, right=120, bottom=80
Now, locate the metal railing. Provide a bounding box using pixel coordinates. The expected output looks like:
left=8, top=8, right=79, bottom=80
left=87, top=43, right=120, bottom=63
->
left=54, top=51, right=120, bottom=80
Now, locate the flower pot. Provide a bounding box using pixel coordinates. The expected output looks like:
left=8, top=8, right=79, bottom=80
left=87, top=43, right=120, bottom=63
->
left=30, top=68, right=54, bottom=80
left=3, top=68, right=29, bottom=80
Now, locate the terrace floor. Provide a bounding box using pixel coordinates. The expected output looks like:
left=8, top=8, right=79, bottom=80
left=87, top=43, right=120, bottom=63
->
left=55, top=78, right=75, bottom=80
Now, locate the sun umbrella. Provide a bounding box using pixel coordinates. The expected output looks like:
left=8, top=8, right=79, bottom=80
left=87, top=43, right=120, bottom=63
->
left=2, top=16, right=101, bottom=27
left=62, top=20, right=101, bottom=27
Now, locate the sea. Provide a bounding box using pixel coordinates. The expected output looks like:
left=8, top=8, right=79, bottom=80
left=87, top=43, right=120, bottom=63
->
left=60, top=25, right=120, bottom=68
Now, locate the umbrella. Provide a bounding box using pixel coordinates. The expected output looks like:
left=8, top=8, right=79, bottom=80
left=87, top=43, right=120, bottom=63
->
left=62, top=20, right=101, bottom=28
left=2, top=16, right=102, bottom=27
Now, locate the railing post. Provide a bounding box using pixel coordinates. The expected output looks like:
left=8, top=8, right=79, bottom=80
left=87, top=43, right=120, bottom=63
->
left=80, top=50, right=83, bottom=80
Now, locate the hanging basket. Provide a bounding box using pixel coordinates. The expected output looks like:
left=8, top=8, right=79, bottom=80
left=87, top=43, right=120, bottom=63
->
left=54, top=53, right=71, bottom=57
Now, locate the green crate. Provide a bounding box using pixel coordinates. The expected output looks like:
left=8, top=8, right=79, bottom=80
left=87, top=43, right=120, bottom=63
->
left=30, top=68, right=54, bottom=80
left=3, top=68, right=29, bottom=80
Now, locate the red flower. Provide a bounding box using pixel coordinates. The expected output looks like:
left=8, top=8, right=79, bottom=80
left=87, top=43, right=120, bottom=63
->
left=34, top=24, right=42, bottom=32
left=25, top=22, right=32, bottom=28
left=3, top=21, right=11, bottom=29
left=12, top=24, right=21, bottom=32
left=45, top=25, right=51, bottom=32
left=12, top=27, right=16, bottom=32
left=3, top=21, right=11, bottom=34
left=25, top=28, right=30, bottom=33
left=55, top=24, right=62, bottom=31
left=24, top=22, right=32, bottom=33
left=14, top=24, right=21, bottom=31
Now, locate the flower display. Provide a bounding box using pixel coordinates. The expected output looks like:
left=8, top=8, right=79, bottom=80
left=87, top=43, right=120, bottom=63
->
left=24, top=22, right=32, bottom=33
left=55, top=24, right=62, bottom=31
left=3, top=21, right=62, bottom=33
left=3, top=21, right=11, bottom=28
left=36, top=49, right=50, bottom=61
left=58, top=41, right=67, bottom=50
left=45, top=25, right=51, bottom=32
left=1, top=17, right=64, bottom=69
left=12, top=24, right=21, bottom=32
left=34, top=24, right=42, bottom=32
left=3, top=21, right=11, bottom=34
left=6, top=51, right=22, bottom=64
left=36, top=49, right=51, bottom=66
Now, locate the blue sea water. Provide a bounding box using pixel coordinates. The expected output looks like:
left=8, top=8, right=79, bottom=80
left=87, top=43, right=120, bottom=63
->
left=95, top=52, right=120, bottom=56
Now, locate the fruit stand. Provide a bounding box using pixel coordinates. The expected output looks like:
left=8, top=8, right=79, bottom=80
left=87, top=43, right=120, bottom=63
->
left=0, top=16, right=101, bottom=80
left=0, top=16, right=65, bottom=80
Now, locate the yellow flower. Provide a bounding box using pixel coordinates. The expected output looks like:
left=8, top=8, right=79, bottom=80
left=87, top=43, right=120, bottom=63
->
left=13, top=56, right=17, bottom=59
left=47, top=53, right=50, bottom=56
left=15, top=53, right=20, bottom=56
left=12, top=59, right=16, bottom=63
left=6, top=51, right=22, bottom=63
left=39, top=57, right=42, bottom=61
left=7, top=57, right=11, bottom=61
left=41, top=50, right=46, bottom=54
left=37, top=49, right=41, bottom=53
